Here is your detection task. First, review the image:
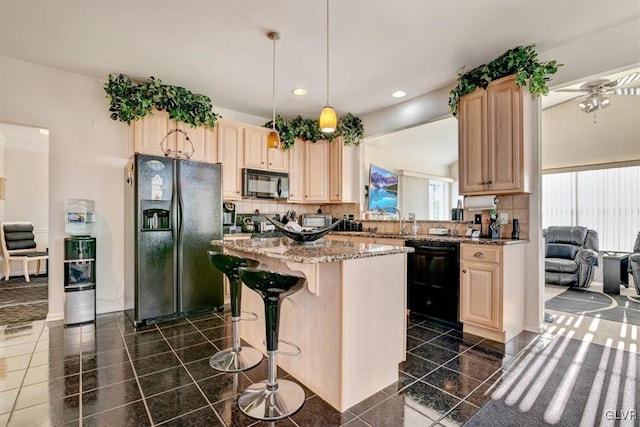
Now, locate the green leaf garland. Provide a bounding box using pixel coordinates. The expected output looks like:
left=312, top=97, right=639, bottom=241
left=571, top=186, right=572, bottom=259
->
left=104, top=74, right=219, bottom=128
left=448, top=45, right=561, bottom=117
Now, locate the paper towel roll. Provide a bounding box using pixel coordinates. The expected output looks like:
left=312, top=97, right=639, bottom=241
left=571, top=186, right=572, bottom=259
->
left=464, top=195, right=497, bottom=211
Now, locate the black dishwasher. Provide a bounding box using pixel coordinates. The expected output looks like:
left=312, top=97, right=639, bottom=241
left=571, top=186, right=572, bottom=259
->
left=406, top=240, right=460, bottom=326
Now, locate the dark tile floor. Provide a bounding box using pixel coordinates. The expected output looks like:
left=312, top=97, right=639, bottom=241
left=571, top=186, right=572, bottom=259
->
left=0, top=311, right=540, bottom=427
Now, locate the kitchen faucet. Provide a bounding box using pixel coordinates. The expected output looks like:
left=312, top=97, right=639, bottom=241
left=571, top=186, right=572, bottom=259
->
left=377, top=206, right=405, bottom=234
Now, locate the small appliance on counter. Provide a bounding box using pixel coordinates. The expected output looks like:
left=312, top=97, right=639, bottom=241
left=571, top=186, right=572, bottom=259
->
left=300, top=214, right=332, bottom=229
left=428, top=228, right=450, bottom=236
left=223, top=202, right=237, bottom=232
left=511, top=219, right=520, bottom=240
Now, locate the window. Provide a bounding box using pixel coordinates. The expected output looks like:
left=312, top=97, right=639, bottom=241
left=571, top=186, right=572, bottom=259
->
left=542, top=165, right=640, bottom=252
left=429, top=179, right=447, bottom=220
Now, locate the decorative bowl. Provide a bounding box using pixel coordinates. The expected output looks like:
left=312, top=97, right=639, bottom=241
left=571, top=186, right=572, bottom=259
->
left=264, top=216, right=342, bottom=243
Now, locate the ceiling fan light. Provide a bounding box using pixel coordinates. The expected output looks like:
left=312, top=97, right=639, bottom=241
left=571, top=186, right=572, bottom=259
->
left=267, top=130, right=281, bottom=149
left=600, top=96, right=611, bottom=109
left=319, top=105, right=337, bottom=133
left=578, top=99, right=590, bottom=112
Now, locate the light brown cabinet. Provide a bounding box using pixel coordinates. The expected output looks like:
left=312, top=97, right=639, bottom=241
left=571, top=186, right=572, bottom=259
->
left=130, top=109, right=217, bottom=163
left=460, top=243, right=525, bottom=343
left=458, top=75, right=533, bottom=195
left=217, top=119, right=244, bottom=200
left=329, top=137, right=359, bottom=203
left=287, top=139, right=305, bottom=203
left=243, top=127, right=289, bottom=172
left=304, top=139, right=330, bottom=202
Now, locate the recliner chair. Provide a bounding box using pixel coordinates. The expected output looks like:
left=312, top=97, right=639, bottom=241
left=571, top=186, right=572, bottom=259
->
left=629, top=232, right=640, bottom=295
left=544, top=226, right=599, bottom=288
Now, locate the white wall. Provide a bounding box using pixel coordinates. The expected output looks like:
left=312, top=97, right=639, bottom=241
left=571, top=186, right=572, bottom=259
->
left=542, top=96, right=640, bottom=170
left=0, top=55, right=130, bottom=319
left=0, top=55, right=274, bottom=320
left=364, top=145, right=449, bottom=177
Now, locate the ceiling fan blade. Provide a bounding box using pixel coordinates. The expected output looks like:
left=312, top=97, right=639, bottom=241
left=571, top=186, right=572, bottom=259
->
left=556, top=88, right=587, bottom=93
left=610, top=87, right=640, bottom=96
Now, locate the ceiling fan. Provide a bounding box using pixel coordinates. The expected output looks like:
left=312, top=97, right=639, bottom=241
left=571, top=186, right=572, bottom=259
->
left=557, top=72, right=640, bottom=117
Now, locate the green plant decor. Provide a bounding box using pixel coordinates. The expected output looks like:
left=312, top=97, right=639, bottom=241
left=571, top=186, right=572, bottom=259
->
left=263, top=112, right=365, bottom=150
left=104, top=74, right=219, bottom=128
left=448, top=45, right=561, bottom=117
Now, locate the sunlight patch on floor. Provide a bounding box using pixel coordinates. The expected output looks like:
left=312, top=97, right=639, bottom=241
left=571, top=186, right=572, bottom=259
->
left=543, top=334, right=593, bottom=424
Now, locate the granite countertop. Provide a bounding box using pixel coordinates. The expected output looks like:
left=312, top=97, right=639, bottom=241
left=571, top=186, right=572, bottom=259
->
left=330, top=232, right=528, bottom=245
left=211, top=237, right=414, bottom=264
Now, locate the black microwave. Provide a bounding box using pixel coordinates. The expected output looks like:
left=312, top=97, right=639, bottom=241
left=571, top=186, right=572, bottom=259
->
left=242, top=169, right=289, bottom=199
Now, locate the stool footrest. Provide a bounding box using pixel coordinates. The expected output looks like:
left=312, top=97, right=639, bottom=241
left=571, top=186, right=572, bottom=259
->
left=262, top=339, right=301, bottom=356
left=240, top=310, right=259, bottom=322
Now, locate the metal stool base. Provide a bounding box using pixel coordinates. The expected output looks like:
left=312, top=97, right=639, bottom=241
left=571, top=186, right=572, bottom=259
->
left=209, top=347, right=263, bottom=373
left=238, top=379, right=305, bottom=420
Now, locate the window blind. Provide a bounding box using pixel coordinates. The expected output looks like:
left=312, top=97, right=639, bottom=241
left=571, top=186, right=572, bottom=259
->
left=542, top=166, right=640, bottom=252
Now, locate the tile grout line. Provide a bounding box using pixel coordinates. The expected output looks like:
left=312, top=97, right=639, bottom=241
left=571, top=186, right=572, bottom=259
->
left=155, top=320, right=227, bottom=427
left=6, top=321, right=45, bottom=425
left=112, top=318, right=157, bottom=426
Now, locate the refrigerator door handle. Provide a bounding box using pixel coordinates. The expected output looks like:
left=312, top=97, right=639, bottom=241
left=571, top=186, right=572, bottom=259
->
left=175, top=159, right=182, bottom=312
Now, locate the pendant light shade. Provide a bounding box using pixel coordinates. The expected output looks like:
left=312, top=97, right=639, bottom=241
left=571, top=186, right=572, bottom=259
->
left=267, top=30, right=281, bottom=149
left=319, top=0, right=336, bottom=134
left=267, top=130, right=280, bottom=149
left=319, top=105, right=337, bottom=133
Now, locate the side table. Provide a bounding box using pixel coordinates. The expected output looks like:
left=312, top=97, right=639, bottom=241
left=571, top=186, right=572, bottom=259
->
left=602, top=252, right=630, bottom=295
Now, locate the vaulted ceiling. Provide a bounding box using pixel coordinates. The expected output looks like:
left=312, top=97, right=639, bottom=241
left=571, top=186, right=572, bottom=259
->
left=1, top=1, right=638, bottom=121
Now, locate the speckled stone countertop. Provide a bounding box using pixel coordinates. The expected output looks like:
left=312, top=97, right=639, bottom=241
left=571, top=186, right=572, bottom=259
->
left=330, top=232, right=528, bottom=245
left=211, top=237, right=413, bottom=264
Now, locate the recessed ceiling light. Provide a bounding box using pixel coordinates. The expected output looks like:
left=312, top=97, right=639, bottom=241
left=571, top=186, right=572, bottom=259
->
left=392, top=91, right=406, bottom=98
left=39, top=129, right=49, bottom=135
left=292, top=88, right=307, bottom=96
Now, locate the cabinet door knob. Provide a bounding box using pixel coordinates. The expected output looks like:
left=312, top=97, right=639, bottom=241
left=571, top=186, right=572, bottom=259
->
left=463, top=269, right=467, bottom=273
left=487, top=180, right=493, bottom=185
left=269, top=163, right=272, bottom=165
left=474, top=252, right=484, bottom=258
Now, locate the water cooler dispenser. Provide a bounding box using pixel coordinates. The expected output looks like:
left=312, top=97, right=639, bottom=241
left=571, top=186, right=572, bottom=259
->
left=64, top=199, right=96, bottom=325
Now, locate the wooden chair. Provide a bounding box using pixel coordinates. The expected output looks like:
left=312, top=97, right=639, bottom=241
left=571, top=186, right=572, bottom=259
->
left=1, top=222, right=49, bottom=282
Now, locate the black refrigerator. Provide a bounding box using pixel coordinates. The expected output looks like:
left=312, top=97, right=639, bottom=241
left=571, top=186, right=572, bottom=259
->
left=124, top=153, right=224, bottom=326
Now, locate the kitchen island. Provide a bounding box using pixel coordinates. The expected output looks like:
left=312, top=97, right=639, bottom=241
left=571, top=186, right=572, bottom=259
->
left=212, top=237, right=413, bottom=412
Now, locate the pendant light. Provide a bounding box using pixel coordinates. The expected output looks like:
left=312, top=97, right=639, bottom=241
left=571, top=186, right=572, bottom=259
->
left=319, top=0, right=337, bottom=134
left=267, top=30, right=281, bottom=149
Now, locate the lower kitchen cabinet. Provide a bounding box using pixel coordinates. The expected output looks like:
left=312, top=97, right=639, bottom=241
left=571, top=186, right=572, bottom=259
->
left=460, top=243, right=525, bottom=343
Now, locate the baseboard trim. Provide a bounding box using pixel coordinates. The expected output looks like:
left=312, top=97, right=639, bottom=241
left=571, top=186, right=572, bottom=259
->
left=46, top=312, right=64, bottom=322
left=524, top=322, right=542, bottom=333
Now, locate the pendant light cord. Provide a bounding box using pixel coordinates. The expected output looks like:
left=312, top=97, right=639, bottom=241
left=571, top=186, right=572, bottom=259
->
left=272, top=34, right=277, bottom=130
left=326, top=0, right=330, bottom=106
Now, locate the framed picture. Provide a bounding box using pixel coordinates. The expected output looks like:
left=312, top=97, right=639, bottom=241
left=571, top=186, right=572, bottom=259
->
left=367, top=164, right=398, bottom=211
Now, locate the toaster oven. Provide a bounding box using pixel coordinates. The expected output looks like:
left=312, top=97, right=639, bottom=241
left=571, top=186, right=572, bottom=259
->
left=300, top=214, right=332, bottom=228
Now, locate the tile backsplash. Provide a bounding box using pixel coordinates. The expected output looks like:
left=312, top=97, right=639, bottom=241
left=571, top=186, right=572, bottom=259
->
left=462, top=194, right=530, bottom=240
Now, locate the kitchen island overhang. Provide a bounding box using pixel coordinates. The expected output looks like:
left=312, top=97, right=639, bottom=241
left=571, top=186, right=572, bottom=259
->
left=212, top=238, right=413, bottom=412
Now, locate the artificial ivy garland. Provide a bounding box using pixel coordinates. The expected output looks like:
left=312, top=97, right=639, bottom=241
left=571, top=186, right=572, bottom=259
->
left=448, top=45, right=561, bottom=117
left=104, top=74, right=219, bottom=128
left=264, top=112, right=364, bottom=150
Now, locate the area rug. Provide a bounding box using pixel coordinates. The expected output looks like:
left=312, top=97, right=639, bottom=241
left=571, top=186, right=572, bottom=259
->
left=466, top=335, right=640, bottom=426
left=545, top=288, right=640, bottom=326
left=0, top=275, right=48, bottom=325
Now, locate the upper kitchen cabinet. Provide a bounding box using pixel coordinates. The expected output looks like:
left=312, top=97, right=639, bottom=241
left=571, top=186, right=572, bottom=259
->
left=288, top=139, right=305, bottom=203
left=217, top=119, right=244, bottom=200
left=244, top=126, right=289, bottom=173
left=305, top=139, right=330, bottom=202
left=130, top=109, right=217, bottom=163
left=173, top=122, right=217, bottom=163
left=458, top=75, right=533, bottom=195
left=130, top=109, right=172, bottom=157
left=329, top=137, right=359, bottom=203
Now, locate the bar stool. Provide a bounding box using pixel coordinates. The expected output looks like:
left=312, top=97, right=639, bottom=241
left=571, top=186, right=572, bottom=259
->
left=207, top=251, right=263, bottom=372
left=237, top=267, right=306, bottom=421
